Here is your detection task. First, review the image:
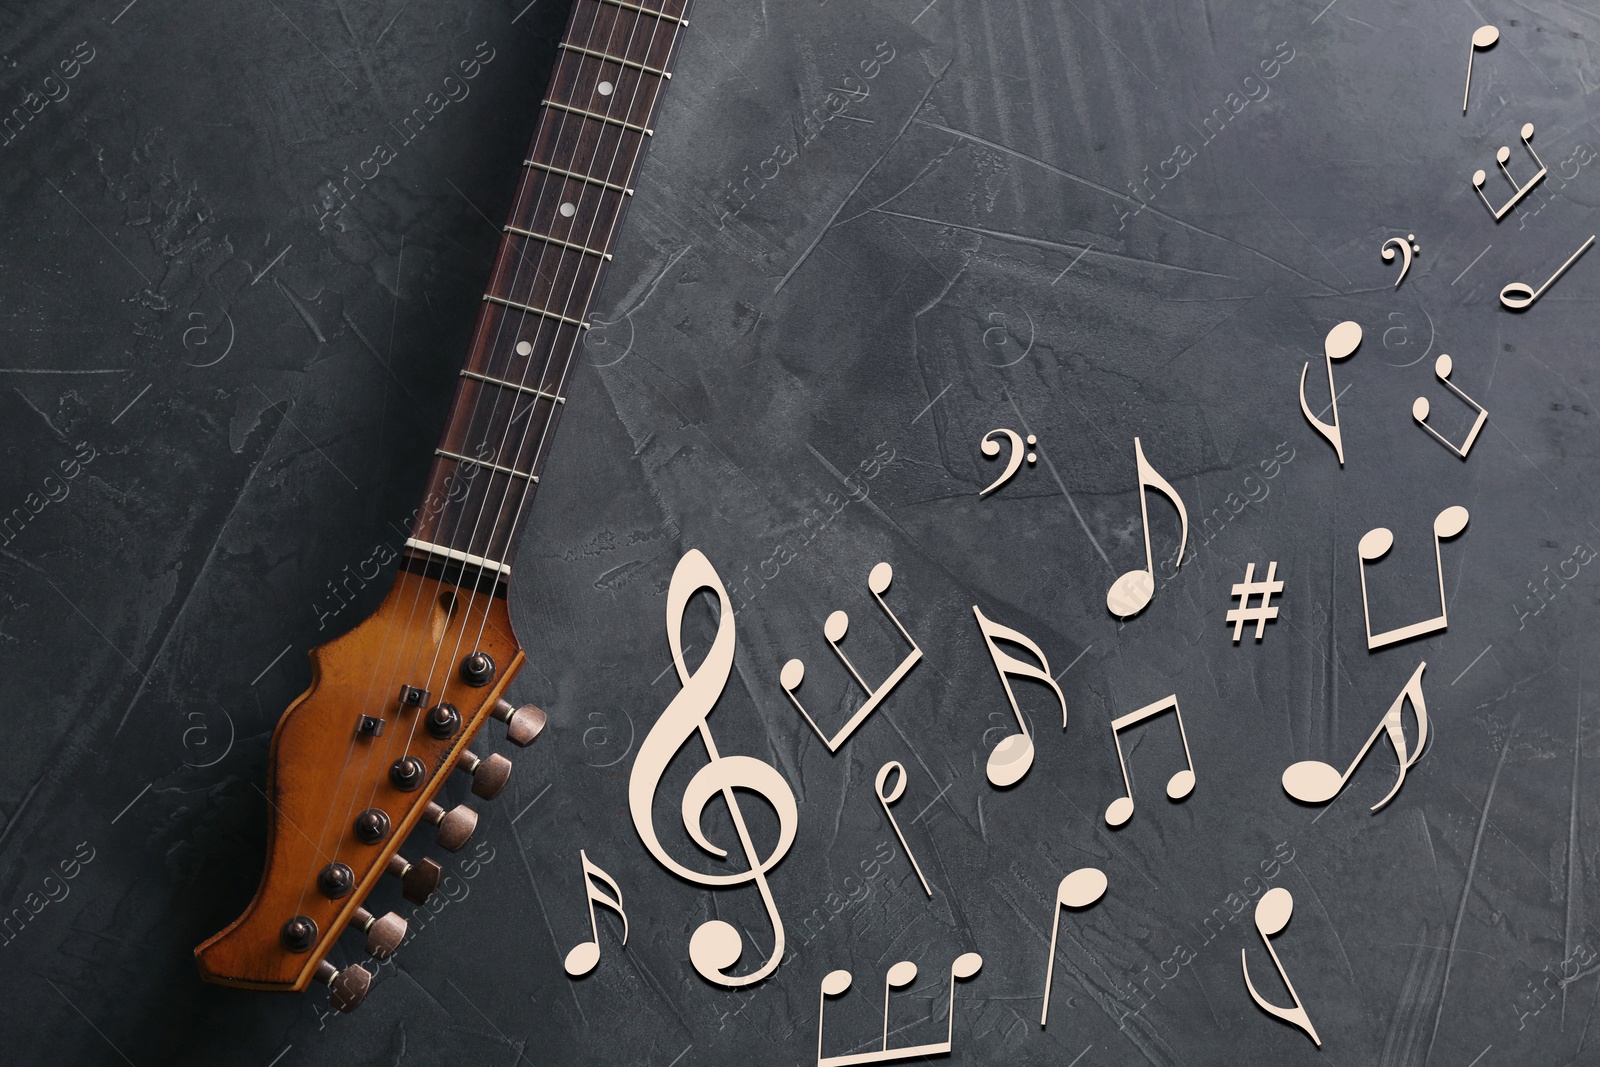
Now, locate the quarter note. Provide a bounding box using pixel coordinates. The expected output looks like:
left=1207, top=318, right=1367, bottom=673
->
left=1283, top=661, right=1428, bottom=813
left=979, top=428, right=1037, bottom=496
left=1473, top=122, right=1547, bottom=221
left=1106, top=437, right=1189, bottom=618
left=562, top=850, right=628, bottom=978
left=1500, top=234, right=1596, bottom=310
left=1412, top=355, right=1487, bottom=459
left=781, top=562, right=922, bottom=753
left=1463, top=25, right=1499, bottom=114
left=1241, top=888, right=1321, bottom=1046
left=1040, top=867, right=1107, bottom=1027
left=874, top=761, right=932, bottom=897
left=1298, top=320, right=1361, bottom=467
left=1103, top=694, right=1196, bottom=827
left=972, top=605, right=1068, bottom=787
left=816, top=951, right=984, bottom=1067
left=1358, top=506, right=1469, bottom=650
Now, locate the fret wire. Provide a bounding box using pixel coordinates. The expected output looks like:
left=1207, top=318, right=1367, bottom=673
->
left=435, top=447, right=539, bottom=482
left=503, top=224, right=612, bottom=260
left=541, top=98, right=653, bottom=136
left=557, top=41, right=671, bottom=78
left=460, top=369, right=567, bottom=404
left=404, top=537, right=512, bottom=577
left=482, top=294, right=590, bottom=330
left=524, top=159, right=632, bottom=195
left=593, top=0, right=688, bottom=25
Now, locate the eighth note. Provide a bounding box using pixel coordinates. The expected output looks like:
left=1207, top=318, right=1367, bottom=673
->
left=563, top=850, right=628, bottom=977
left=1358, top=505, right=1469, bottom=650
left=1412, top=355, right=1487, bottom=459
left=874, top=761, right=932, bottom=897
left=1298, top=320, right=1361, bottom=466
left=1103, top=694, right=1196, bottom=827
left=972, top=605, right=1068, bottom=788
left=1241, top=888, right=1321, bottom=1046
left=979, top=428, right=1037, bottom=497
left=1500, top=234, right=1596, bottom=310
left=1106, top=437, right=1189, bottom=618
left=1463, top=25, right=1499, bottom=114
left=1040, top=867, right=1107, bottom=1027
left=1381, top=233, right=1419, bottom=288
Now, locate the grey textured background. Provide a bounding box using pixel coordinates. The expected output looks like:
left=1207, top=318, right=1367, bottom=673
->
left=2, top=0, right=1599, bottom=1064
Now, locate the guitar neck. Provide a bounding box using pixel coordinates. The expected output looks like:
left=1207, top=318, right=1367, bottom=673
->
left=404, top=0, right=691, bottom=580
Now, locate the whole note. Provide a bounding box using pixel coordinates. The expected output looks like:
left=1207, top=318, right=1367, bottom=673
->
left=628, top=549, right=799, bottom=987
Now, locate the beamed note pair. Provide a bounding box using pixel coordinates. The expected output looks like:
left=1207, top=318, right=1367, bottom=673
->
left=194, top=0, right=692, bottom=1012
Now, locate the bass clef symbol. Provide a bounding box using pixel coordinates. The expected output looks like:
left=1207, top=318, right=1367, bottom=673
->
left=629, top=549, right=799, bottom=987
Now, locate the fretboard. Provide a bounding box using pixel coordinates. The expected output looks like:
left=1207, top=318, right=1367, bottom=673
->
left=404, top=0, right=690, bottom=580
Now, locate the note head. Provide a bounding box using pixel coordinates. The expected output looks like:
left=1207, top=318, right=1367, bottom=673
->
left=887, top=960, right=919, bottom=988
left=1255, top=887, right=1294, bottom=936
left=1058, top=867, right=1108, bottom=909
left=1282, top=760, right=1342, bottom=804
left=1434, top=505, right=1470, bottom=539
left=1166, top=768, right=1195, bottom=801
left=1412, top=397, right=1431, bottom=421
left=1496, top=145, right=1511, bottom=164
left=824, top=611, right=849, bottom=642
left=781, top=658, right=805, bottom=692
left=564, top=940, right=601, bottom=978
left=1107, top=569, right=1154, bottom=618
left=1521, top=122, right=1535, bottom=141
left=1358, top=527, right=1393, bottom=562
left=1435, top=354, right=1453, bottom=378
left=952, top=952, right=984, bottom=980
left=868, top=562, right=893, bottom=595
left=689, top=919, right=743, bottom=979
left=1105, top=796, right=1134, bottom=827
left=1324, top=320, right=1361, bottom=362
left=1472, top=169, right=1488, bottom=189
left=986, top=732, right=1034, bottom=788
left=821, top=969, right=854, bottom=996
left=1472, top=25, right=1499, bottom=48
left=1499, top=283, right=1536, bottom=310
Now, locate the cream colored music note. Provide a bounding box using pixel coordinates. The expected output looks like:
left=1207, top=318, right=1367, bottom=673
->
left=1040, top=867, right=1107, bottom=1027
left=563, top=850, right=628, bottom=978
left=1412, top=355, right=1487, bottom=459
left=1103, top=695, right=1195, bottom=827
left=816, top=952, right=983, bottom=1067
left=1500, top=235, right=1595, bottom=309
left=1106, top=438, right=1189, bottom=618
left=781, top=563, right=921, bottom=753
left=1473, top=122, right=1547, bottom=220
left=1463, top=25, right=1499, bottom=114
left=1298, top=321, right=1361, bottom=467
left=1381, top=234, right=1419, bottom=288
left=979, top=428, right=1038, bottom=496
left=971, top=605, right=1067, bottom=788
left=1241, top=888, right=1320, bottom=1046
left=1284, top=661, right=1428, bottom=813
left=874, top=762, right=931, bottom=897
left=629, top=550, right=799, bottom=988
left=1358, top=506, right=1469, bottom=650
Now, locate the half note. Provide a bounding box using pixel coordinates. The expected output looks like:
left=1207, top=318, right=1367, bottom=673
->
left=817, top=952, right=983, bottom=1067
left=1283, top=661, right=1428, bottom=813
left=874, top=761, right=932, bottom=897
left=1040, top=867, right=1107, bottom=1027
left=1473, top=122, right=1546, bottom=221
left=1106, top=437, right=1189, bottom=618
left=1500, top=234, right=1595, bottom=310
left=1241, top=888, right=1321, bottom=1046
left=1103, top=695, right=1196, bottom=827
left=781, top=562, right=922, bottom=753
left=1358, top=506, right=1469, bottom=650
left=972, top=605, right=1068, bottom=787
left=563, top=850, right=628, bottom=977
left=1412, top=355, right=1487, bottom=459
left=1298, top=320, right=1361, bottom=467
left=1463, top=25, right=1498, bottom=114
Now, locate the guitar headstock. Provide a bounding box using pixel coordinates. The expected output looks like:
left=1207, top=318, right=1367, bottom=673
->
left=195, top=562, right=545, bottom=1011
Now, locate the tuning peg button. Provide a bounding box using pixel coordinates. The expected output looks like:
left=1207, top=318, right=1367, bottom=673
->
left=423, top=800, right=477, bottom=852
left=493, top=699, right=548, bottom=747
left=458, top=749, right=512, bottom=799
left=385, top=853, right=442, bottom=904
left=316, top=959, right=372, bottom=1013
left=352, top=907, right=407, bottom=959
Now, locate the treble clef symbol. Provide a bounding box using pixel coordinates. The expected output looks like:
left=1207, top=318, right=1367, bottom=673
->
left=629, top=549, right=799, bottom=987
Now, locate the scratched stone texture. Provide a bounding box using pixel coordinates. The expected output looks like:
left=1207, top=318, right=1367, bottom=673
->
left=2, top=0, right=1599, bottom=1064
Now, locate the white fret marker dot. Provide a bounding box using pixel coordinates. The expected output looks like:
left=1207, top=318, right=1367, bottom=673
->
left=598, top=81, right=614, bottom=96
left=559, top=202, right=576, bottom=217
left=516, top=341, right=533, bottom=356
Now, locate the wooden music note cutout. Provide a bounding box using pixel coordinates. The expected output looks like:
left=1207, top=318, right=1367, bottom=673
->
left=1283, top=661, right=1428, bottom=813
left=1412, top=355, right=1487, bottom=459
left=1463, top=25, right=1499, bottom=114
left=1104, top=695, right=1195, bottom=827
left=781, top=563, right=922, bottom=753
left=1298, top=320, right=1361, bottom=467
left=816, top=952, right=984, bottom=1067
left=1358, top=506, right=1469, bottom=650
left=1381, top=233, right=1419, bottom=288
left=971, top=606, right=1068, bottom=788
left=1241, top=888, right=1321, bottom=1046
left=629, top=550, right=799, bottom=988
left=979, top=428, right=1038, bottom=496
left=1473, top=122, right=1547, bottom=220
left=1501, top=234, right=1596, bottom=309
left=563, top=850, right=628, bottom=978
left=874, top=761, right=932, bottom=897
left=1040, top=867, right=1107, bottom=1027
left=1106, top=438, right=1189, bottom=618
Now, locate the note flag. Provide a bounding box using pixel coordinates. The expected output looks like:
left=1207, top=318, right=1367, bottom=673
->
left=629, top=550, right=799, bottom=988
left=1104, top=695, right=1196, bottom=827
left=1358, top=506, right=1469, bottom=650
left=1241, top=888, right=1321, bottom=1046
left=782, top=562, right=922, bottom=753
left=816, top=952, right=983, bottom=1067
left=972, top=606, right=1068, bottom=787
left=1040, top=867, right=1107, bottom=1027
left=1106, top=437, right=1189, bottom=618
left=563, top=850, right=628, bottom=978
left=1283, top=661, right=1428, bottom=813
left=874, top=762, right=932, bottom=897
left=1298, top=320, right=1361, bottom=467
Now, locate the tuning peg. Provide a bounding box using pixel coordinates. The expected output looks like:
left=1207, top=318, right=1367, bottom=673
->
left=316, top=959, right=372, bottom=1013
left=457, top=749, right=512, bottom=799
left=385, top=853, right=442, bottom=904
left=351, top=906, right=407, bottom=959
left=492, top=698, right=548, bottom=747
left=422, top=800, right=477, bottom=851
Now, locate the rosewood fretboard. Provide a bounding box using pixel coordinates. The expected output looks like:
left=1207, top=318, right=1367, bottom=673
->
left=404, top=0, right=689, bottom=580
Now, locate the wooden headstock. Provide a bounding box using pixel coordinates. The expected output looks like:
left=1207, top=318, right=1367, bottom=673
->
left=194, top=562, right=544, bottom=1011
